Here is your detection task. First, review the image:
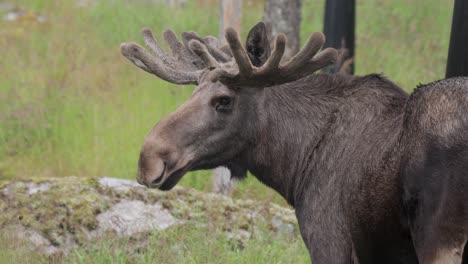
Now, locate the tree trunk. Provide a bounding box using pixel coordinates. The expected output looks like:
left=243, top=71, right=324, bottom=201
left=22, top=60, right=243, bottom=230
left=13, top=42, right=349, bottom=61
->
left=263, top=0, right=302, bottom=60
left=446, top=0, right=468, bottom=78
left=213, top=0, right=242, bottom=195
left=323, top=0, right=355, bottom=74
left=212, top=167, right=236, bottom=196
left=218, top=0, right=242, bottom=45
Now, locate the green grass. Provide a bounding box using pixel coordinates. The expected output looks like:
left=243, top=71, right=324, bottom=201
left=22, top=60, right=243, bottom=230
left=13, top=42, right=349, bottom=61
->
left=0, top=0, right=282, bottom=203
left=0, top=0, right=453, bottom=195
left=0, top=224, right=308, bottom=264
left=68, top=224, right=309, bottom=264
left=0, top=0, right=455, bottom=209
left=0, top=231, right=47, bottom=263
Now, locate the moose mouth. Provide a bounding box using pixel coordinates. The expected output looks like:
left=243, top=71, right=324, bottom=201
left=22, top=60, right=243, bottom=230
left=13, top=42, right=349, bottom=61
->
left=142, top=161, right=191, bottom=190
left=158, top=168, right=188, bottom=190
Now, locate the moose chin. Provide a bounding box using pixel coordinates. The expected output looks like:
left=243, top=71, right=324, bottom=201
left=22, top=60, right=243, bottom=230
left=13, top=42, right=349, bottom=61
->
left=122, top=22, right=468, bottom=264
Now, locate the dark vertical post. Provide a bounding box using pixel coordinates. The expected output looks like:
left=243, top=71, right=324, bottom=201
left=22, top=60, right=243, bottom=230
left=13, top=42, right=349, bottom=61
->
left=446, top=0, right=468, bottom=78
left=323, top=0, right=356, bottom=74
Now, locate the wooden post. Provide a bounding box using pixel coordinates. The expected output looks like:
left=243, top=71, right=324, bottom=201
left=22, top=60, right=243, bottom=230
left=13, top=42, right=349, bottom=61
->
left=323, top=0, right=355, bottom=74
left=446, top=0, right=468, bottom=78
left=219, top=0, right=242, bottom=45
left=213, top=0, right=242, bottom=195
left=263, top=0, right=302, bottom=60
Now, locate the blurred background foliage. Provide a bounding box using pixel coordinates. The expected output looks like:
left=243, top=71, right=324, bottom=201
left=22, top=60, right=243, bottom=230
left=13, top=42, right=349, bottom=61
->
left=0, top=0, right=453, bottom=205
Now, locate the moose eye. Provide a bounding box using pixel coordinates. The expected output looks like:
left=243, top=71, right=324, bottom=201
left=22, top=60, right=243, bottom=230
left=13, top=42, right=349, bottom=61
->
left=213, top=96, right=233, bottom=112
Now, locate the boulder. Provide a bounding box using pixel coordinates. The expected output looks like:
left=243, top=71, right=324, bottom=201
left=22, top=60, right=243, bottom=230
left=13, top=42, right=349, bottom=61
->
left=0, top=176, right=298, bottom=255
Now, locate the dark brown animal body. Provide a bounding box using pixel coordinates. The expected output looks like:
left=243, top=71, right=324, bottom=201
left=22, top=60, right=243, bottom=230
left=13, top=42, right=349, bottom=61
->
left=121, top=23, right=468, bottom=263
left=401, top=78, right=468, bottom=263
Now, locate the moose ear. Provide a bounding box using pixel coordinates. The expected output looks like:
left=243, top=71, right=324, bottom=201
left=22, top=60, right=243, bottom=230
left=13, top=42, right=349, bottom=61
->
left=245, top=22, right=271, bottom=67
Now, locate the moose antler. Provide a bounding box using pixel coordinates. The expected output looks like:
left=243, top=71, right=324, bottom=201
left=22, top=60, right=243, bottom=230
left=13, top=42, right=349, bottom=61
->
left=122, top=24, right=337, bottom=88
left=189, top=28, right=338, bottom=87
left=120, top=28, right=230, bottom=85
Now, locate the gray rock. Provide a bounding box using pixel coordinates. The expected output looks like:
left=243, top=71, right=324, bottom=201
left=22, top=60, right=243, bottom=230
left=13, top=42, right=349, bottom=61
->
left=26, top=182, right=50, bottom=195
left=98, top=177, right=141, bottom=191
left=96, top=200, right=177, bottom=236
left=3, top=225, right=60, bottom=255
left=271, top=216, right=296, bottom=236
left=3, top=9, right=47, bottom=22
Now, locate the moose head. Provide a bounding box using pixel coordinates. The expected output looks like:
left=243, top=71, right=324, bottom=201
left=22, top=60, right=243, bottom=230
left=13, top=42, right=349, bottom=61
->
left=120, top=22, right=337, bottom=190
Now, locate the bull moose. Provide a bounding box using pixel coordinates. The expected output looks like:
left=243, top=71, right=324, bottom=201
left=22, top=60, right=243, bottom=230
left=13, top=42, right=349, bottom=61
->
left=121, top=22, right=468, bottom=263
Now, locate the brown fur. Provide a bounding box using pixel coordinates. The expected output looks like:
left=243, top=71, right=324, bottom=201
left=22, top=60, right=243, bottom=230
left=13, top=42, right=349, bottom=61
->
left=125, top=24, right=468, bottom=264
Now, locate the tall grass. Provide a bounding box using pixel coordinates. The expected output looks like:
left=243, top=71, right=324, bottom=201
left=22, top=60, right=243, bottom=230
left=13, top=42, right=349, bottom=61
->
left=0, top=222, right=308, bottom=264
left=68, top=224, right=309, bottom=264
left=0, top=231, right=48, bottom=263
left=0, top=0, right=454, bottom=203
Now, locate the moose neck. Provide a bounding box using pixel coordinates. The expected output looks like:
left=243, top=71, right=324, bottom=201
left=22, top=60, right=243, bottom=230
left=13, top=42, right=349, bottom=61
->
left=244, top=74, right=408, bottom=207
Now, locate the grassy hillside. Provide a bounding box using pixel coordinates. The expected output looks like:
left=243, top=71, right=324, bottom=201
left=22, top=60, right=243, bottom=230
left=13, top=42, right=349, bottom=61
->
left=0, top=0, right=454, bottom=204
left=0, top=177, right=308, bottom=263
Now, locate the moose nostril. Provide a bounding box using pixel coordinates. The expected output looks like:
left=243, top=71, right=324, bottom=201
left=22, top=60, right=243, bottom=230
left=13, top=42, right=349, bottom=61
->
left=137, top=167, right=149, bottom=187
left=137, top=154, right=167, bottom=187
left=136, top=175, right=145, bottom=186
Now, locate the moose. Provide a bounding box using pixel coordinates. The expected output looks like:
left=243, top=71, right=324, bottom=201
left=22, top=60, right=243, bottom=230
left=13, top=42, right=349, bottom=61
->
left=121, top=23, right=468, bottom=263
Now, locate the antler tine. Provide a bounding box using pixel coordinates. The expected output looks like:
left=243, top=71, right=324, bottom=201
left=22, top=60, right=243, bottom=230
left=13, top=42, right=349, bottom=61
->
left=188, top=40, right=219, bottom=69
left=257, top=33, right=286, bottom=74
left=203, top=36, right=232, bottom=62
left=164, top=29, right=215, bottom=70
left=142, top=28, right=167, bottom=60
left=163, top=29, right=188, bottom=61
left=283, top=32, right=326, bottom=74
left=305, top=48, right=338, bottom=74
left=220, top=45, right=232, bottom=56
left=225, top=28, right=254, bottom=77
left=182, top=32, right=232, bottom=62
left=142, top=28, right=181, bottom=70
left=202, top=36, right=219, bottom=47
left=121, top=27, right=214, bottom=84
left=211, top=34, right=286, bottom=86
left=120, top=42, right=200, bottom=84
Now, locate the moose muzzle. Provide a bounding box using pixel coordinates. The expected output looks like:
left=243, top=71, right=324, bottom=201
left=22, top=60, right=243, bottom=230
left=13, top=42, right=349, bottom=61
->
left=137, top=148, right=167, bottom=188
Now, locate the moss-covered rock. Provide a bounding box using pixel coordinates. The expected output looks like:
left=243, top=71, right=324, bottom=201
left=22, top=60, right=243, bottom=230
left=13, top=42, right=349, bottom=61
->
left=0, top=176, right=298, bottom=255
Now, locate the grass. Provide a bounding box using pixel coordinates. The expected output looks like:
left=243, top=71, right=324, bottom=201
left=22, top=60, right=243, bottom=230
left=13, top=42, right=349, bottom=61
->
left=67, top=224, right=309, bottom=264
left=0, top=0, right=454, bottom=198
left=0, top=0, right=455, bottom=262
left=0, top=231, right=47, bottom=263
left=0, top=0, right=283, bottom=203
left=0, top=224, right=308, bottom=264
